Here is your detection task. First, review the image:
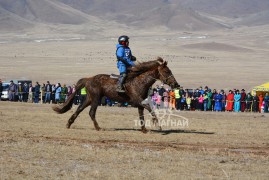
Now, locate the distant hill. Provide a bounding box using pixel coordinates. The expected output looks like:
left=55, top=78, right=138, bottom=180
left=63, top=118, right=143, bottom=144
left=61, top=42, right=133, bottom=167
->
left=235, top=10, right=269, bottom=26
left=0, top=5, right=34, bottom=31
left=58, top=0, right=228, bottom=31
left=0, top=0, right=98, bottom=24
left=175, top=0, right=269, bottom=18
left=0, top=0, right=269, bottom=33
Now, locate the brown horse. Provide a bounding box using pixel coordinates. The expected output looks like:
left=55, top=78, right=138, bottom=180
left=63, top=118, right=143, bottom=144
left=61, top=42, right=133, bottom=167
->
left=53, top=57, right=179, bottom=133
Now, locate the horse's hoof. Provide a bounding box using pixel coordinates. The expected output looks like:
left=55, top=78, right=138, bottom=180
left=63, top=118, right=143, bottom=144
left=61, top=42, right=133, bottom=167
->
left=95, top=127, right=102, bottom=131
left=66, top=124, right=71, bottom=129
left=158, top=126, right=162, bottom=131
left=141, top=128, right=148, bottom=133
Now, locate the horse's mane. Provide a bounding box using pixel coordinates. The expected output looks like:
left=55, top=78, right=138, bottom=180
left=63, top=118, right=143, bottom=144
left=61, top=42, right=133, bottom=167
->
left=127, top=57, right=164, bottom=79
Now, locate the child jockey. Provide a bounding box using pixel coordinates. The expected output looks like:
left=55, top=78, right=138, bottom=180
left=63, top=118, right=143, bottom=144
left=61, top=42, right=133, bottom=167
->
left=116, top=35, right=136, bottom=92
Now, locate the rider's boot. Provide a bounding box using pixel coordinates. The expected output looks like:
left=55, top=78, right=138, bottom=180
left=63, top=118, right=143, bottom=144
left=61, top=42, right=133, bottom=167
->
left=116, top=73, right=127, bottom=93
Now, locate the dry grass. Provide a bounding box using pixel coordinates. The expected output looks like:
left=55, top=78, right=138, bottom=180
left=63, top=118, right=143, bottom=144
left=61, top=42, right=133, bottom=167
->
left=0, top=102, right=268, bottom=179
left=0, top=26, right=269, bottom=179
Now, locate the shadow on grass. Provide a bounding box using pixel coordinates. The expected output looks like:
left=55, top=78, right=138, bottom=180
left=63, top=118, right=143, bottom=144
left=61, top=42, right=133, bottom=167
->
left=113, top=128, right=215, bottom=135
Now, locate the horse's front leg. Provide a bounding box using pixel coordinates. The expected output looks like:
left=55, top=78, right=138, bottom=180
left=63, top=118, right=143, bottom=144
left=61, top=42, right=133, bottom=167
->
left=142, top=103, right=162, bottom=131
left=138, top=106, right=148, bottom=133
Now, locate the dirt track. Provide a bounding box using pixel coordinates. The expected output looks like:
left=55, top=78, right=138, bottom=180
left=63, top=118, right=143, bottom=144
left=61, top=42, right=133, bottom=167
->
left=1, top=102, right=268, bottom=179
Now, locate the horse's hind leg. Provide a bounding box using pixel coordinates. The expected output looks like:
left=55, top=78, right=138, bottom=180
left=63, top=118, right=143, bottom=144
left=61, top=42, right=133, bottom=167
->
left=66, top=97, right=91, bottom=128
left=89, top=101, right=101, bottom=131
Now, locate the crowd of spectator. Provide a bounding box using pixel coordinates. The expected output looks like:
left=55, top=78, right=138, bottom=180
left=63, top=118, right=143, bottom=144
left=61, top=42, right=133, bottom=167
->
left=1, top=80, right=129, bottom=107
left=148, top=85, right=269, bottom=113
left=1, top=79, right=269, bottom=113
left=1, top=80, right=81, bottom=105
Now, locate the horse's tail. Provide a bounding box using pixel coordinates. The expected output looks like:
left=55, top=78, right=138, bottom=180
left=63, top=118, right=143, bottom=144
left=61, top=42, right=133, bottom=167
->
left=52, top=77, right=89, bottom=114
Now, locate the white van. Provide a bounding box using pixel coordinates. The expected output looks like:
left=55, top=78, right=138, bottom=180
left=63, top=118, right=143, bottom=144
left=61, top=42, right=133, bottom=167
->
left=1, top=82, right=10, bottom=100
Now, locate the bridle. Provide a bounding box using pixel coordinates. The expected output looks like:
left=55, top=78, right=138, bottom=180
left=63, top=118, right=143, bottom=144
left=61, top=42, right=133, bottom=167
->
left=137, top=62, right=176, bottom=87
left=158, top=68, right=175, bottom=86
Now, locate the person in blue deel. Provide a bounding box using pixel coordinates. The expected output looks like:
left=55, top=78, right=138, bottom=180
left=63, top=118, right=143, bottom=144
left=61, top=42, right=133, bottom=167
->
left=116, top=35, right=136, bottom=92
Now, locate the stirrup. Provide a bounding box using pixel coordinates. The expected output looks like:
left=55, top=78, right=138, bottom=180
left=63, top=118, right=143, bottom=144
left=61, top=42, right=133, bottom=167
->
left=116, top=86, right=125, bottom=93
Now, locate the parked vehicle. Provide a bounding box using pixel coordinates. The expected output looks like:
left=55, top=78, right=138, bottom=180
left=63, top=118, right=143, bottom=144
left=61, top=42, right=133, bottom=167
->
left=1, top=80, right=32, bottom=101
left=1, top=83, right=10, bottom=100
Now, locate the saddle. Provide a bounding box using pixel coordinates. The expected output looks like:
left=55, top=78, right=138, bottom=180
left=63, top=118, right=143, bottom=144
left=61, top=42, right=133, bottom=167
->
left=110, top=74, right=120, bottom=79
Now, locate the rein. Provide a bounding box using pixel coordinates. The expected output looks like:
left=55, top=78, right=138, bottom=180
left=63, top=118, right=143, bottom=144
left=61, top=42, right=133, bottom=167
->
left=146, top=69, right=174, bottom=86
left=157, top=64, right=174, bottom=85
left=159, top=72, right=174, bottom=84
left=127, top=62, right=175, bottom=87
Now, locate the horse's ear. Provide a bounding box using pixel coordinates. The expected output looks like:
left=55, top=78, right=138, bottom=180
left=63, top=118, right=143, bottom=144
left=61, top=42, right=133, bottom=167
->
left=164, top=61, right=168, bottom=66
left=157, top=57, right=164, bottom=64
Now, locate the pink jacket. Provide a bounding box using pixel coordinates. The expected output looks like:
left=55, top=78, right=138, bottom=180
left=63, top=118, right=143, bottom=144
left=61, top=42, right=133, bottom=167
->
left=198, top=96, right=204, bottom=103
left=152, top=93, right=158, bottom=102
left=156, top=95, right=161, bottom=105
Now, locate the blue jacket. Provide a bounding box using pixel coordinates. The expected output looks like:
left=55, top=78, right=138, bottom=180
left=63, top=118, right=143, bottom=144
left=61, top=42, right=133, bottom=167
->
left=23, top=85, right=29, bottom=93
left=214, top=94, right=222, bottom=102
left=34, top=85, right=40, bottom=97
left=234, top=94, right=241, bottom=102
left=199, top=90, right=204, bottom=95
left=264, top=95, right=269, bottom=103
left=55, top=87, right=62, bottom=100
left=116, top=44, right=135, bottom=73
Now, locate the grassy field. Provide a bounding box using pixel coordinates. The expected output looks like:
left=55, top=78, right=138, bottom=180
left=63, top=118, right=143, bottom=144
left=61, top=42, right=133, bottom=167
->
left=0, top=26, right=269, bottom=179
left=0, top=101, right=268, bottom=179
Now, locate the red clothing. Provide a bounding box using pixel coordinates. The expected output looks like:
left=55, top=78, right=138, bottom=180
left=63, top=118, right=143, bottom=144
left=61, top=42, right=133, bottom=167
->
left=259, top=96, right=264, bottom=112
left=226, top=93, right=234, bottom=111
left=240, top=92, right=246, bottom=112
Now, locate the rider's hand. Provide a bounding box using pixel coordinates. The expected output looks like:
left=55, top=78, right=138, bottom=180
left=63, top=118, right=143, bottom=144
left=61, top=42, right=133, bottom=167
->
left=131, top=56, right=136, bottom=61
